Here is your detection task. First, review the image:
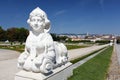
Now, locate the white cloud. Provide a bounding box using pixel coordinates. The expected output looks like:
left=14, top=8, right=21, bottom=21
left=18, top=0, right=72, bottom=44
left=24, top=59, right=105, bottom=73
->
left=100, top=0, right=104, bottom=9
left=54, top=10, right=66, bottom=16
left=100, top=0, right=104, bottom=5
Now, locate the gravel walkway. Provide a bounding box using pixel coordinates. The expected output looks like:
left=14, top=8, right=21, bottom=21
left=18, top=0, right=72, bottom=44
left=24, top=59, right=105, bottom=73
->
left=0, top=49, right=20, bottom=61
left=0, top=44, right=108, bottom=80
left=0, top=49, right=20, bottom=80
left=68, top=44, right=108, bottom=61
left=107, top=44, right=120, bottom=80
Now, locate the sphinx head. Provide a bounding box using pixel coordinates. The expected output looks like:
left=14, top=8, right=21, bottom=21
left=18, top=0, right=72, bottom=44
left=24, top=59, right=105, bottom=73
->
left=27, top=7, right=50, bottom=33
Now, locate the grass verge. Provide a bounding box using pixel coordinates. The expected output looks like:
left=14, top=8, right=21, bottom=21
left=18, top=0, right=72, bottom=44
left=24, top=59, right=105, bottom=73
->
left=66, top=45, right=88, bottom=50
left=68, top=46, right=113, bottom=80
left=0, top=45, right=24, bottom=52
left=0, top=44, right=88, bottom=52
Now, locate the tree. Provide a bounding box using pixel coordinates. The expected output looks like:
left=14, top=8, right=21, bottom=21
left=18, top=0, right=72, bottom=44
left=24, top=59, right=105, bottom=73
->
left=0, top=26, right=7, bottom=41
left=6, top=27, right=18, bottom=42
left=50, top=33, right=60, bottom=41
left=50, top=33, right=68, bottom=42
left=17, top=28, right=29, bottom=43
left=6, top=27, right=28, bottom=42
left=59, top=36, right=67, bottom=42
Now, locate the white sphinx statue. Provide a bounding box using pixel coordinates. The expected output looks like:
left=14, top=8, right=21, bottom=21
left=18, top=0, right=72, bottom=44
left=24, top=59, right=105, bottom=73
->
left=17, top=7, right=68, bottom=74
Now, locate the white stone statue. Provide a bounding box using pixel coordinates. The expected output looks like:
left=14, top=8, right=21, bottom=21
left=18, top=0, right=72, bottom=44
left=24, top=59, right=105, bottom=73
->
left=17, top=7, right=68, bottom=74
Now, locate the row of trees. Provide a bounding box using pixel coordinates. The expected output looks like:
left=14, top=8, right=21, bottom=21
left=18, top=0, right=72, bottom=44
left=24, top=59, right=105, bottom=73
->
left=0, top=26, right=112, bottom=45
left=51, top=33, right=68, bottom=42
left=0, top=26, right=29, bottom=42
left=0, top=26, right=68, bottom=43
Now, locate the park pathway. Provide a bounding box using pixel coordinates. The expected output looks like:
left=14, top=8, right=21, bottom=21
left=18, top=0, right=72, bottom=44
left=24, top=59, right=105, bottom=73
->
left=68, top=44, right=108, bottom=61
left=0, top=49, right=20, bottom=61
left=116, top=44, right=120, bottom=66
left=0, top=49, right=20, bottom=80
left=107, top=44, right=120, bottom=80
left=0, top=44, right=108, bottom=80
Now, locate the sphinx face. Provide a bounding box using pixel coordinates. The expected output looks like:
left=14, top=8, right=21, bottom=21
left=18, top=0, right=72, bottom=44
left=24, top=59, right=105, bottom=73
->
left=29, top=16, right=45, bottom=32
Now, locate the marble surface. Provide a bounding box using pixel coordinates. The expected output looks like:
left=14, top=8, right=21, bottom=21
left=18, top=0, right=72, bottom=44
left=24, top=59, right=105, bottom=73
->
left=17, top=7, right=68, bottom=73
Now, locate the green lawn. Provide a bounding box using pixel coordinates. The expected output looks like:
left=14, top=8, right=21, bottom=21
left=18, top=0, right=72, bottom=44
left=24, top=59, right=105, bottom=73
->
left=0, top=45, right=24, bottom=52
left=66, top=45, right=88, bottom=50
left=0, top=44, right=88, bottom=52
left=68, top=46, right=113, bottom=80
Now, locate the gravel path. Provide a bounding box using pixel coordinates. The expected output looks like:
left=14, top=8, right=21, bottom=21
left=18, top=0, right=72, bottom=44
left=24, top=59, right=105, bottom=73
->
left=107, top=44, right=120, bottom=80
left=0, top=44, right=108, bottom=80
left=0, top=49, right=20, bottom=80
left=116, top=44, right=120, bottom=65
left=0, top=59, right=20, bottom=80
left=68, top=44, right=108, bottom=61
left=0, top=49, right=20, bottom=61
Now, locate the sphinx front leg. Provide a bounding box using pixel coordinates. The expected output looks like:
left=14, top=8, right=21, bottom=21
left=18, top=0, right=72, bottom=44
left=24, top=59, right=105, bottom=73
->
left=40, top=58, right=54, bottom=74
left=31, top=54, right=44, bottom=72
left=23, top=56, right=33, bottom=71
left=18, top=52, right=29, bottom=69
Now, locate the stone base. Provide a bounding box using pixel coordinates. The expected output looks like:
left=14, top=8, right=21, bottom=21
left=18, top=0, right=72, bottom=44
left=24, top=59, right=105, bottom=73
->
left=15, top=62, right=72, bottom=80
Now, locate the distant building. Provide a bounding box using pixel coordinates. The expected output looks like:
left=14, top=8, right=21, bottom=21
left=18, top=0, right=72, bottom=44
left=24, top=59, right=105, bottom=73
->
left=57, top=33, right=115, bottom=42
left=58, top=33, right=86, bottom=41
left=5, top=40, right=9, bottom=43
left=101, top=34, right=115, bottom=40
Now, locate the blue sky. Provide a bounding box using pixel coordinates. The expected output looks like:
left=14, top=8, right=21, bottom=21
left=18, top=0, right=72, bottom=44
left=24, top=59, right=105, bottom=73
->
left=0, top=0, right=120, bottom=34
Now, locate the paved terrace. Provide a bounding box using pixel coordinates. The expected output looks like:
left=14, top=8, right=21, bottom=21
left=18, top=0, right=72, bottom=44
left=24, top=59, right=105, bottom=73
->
left=0, top=44, right=109, bottom=80
left=0, top=49, right=20, bottom=80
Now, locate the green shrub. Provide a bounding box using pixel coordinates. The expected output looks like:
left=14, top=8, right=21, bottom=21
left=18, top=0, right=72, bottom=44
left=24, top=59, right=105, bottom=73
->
left=116, top=39, right=120, bottom=44
left=95, top=40, right=110, bottom=44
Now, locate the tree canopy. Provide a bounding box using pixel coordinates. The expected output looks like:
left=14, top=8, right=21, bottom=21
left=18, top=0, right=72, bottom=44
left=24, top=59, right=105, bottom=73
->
left=0, top=26, right=68, bottom=43
left=0, top=26, right=29, bottom=42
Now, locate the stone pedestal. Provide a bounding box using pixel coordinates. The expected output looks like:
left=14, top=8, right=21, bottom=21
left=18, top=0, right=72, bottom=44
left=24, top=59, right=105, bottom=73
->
left=15, top=62, right=72, bottom=80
